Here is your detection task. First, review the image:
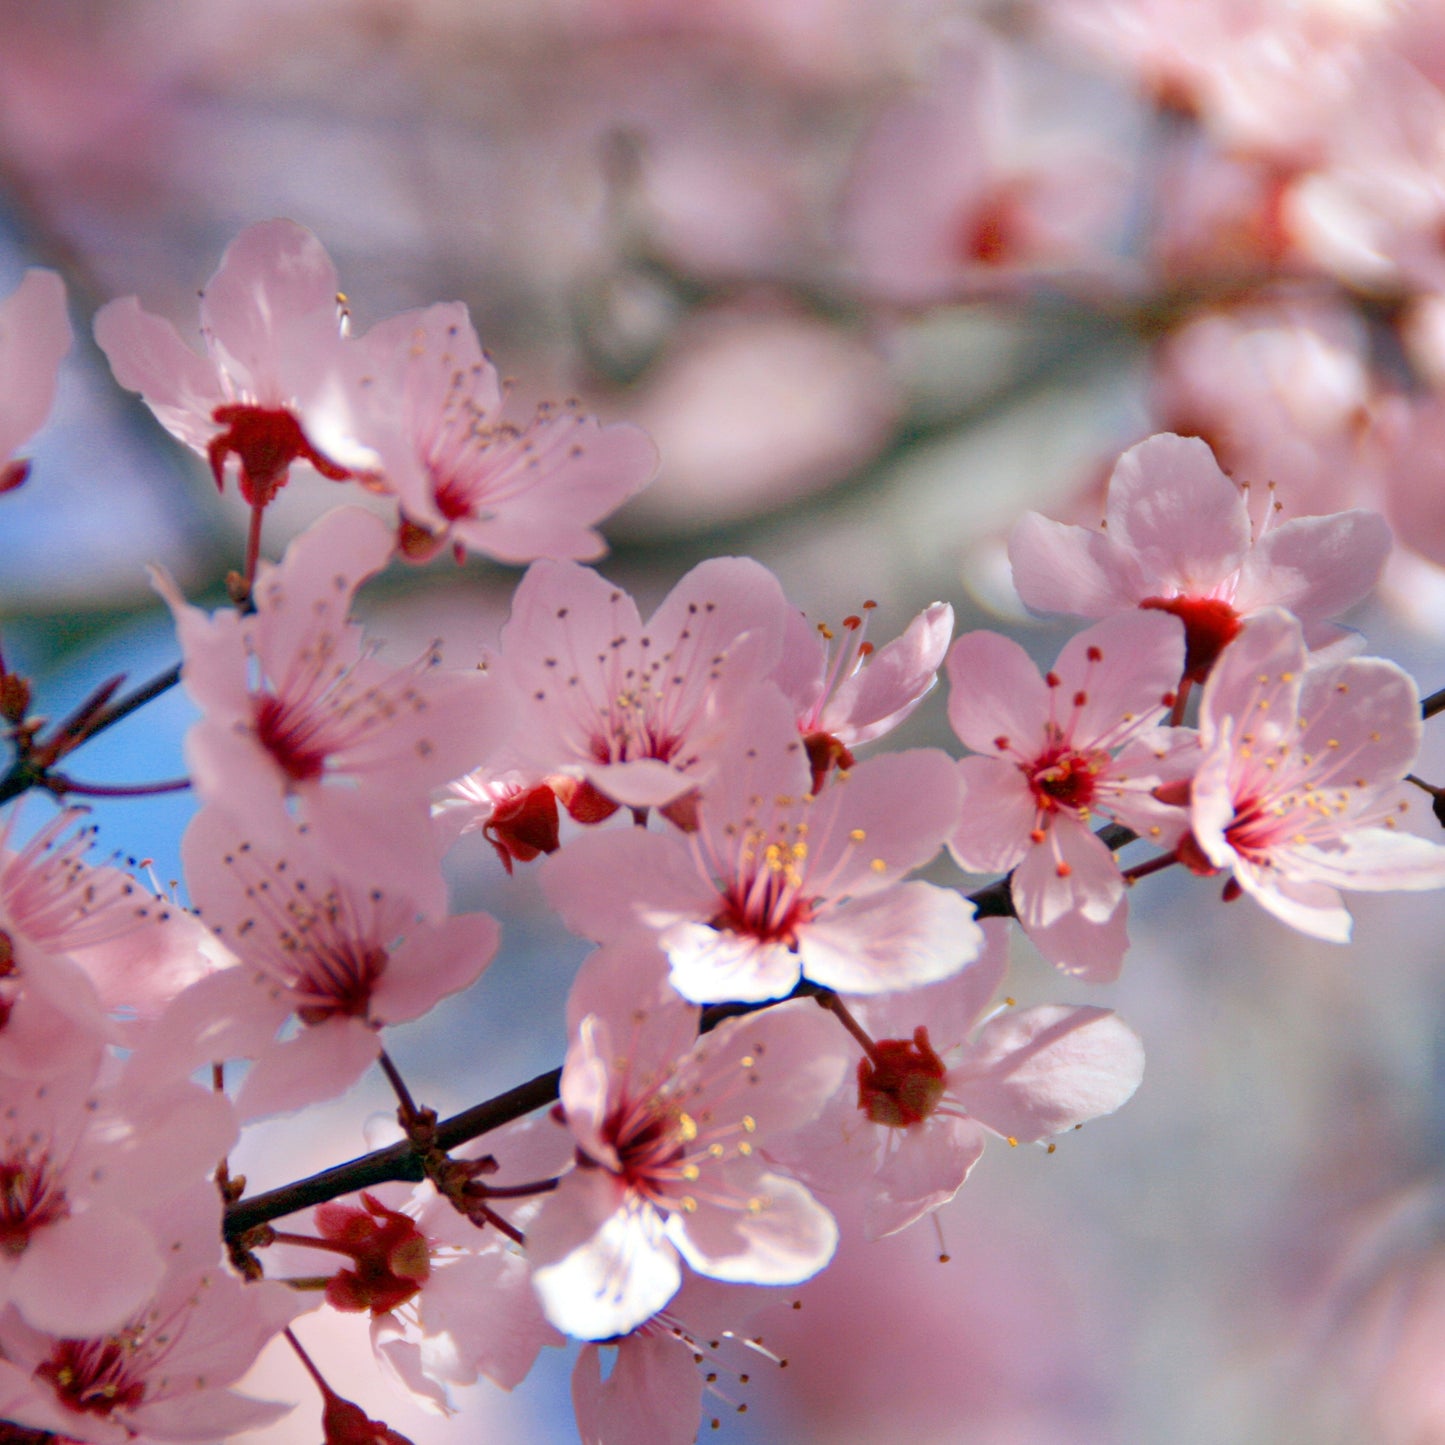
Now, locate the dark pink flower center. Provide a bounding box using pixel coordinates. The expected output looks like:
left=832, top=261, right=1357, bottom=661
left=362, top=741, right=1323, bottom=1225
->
left=711, top=876, right=816, bottom=948
left=1222, top=794, right=1280, bottom=862
left=605, top=1103, right=688, bottom=1199
left=1140, top=595, right=1241, bottom=684
left=37, top=1337, right=145, bottom=1418
left=253, top=692, right=330, bottom=783
left=858, top=1028, right=947, bottom=1128
left=0, top=1153, right=69, bottom=1255
left=295, top=942, right=388, bottom=1026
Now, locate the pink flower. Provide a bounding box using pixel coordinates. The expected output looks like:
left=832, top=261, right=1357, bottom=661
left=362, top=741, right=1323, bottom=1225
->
left=141, top=805, right=498, bottom=1119
left=0, top=808, right=217, bottom=1078
left=947, top=611, right=1189, bottom=981
left=0, top=269, right=70, bottom=493
left=1188, top=609, right=1445, bottom=941
left=355, top=302, right=658, bottom=563
left=1008, top=433, right=1392, bottom=683
left=542, top=685, right=979, bottom=1004
left=842, top=33, right=1126, bottom=301
left=0, top=1060, right=235, bottom=1339
left=497, top=557, right=791, bottom=811
left=527, top=943, right=845, bottom=1340
left=156, top=505, right=507, bottom=919
left=0, top=1185, right=302, bottom=1444
left=771, top=598, right=953, bottom=791
left=780, top=920, right=1146, bottom=1238
left=94, top=219, right=370, bottom=509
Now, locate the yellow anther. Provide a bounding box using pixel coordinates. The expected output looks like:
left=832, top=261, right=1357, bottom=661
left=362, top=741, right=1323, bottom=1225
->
left=738, top=1141, right=753, bottom=1156
left=709, top=1143, right=725, bottom=1158
left=870, top=858, right=886, bottom=873
left=682, top=1164, right=700, bottom=1182
left=681, top=1196, right=698, bottom=1213
left=1046, top=1143, right=1056, bottom=1154
left=747, top=1197, right=766, bottom=1214
left=1004, top=996, right=1016, bottom=1007
left=1007, top=1137, right=1019, bottom=1147
left=741, top=1115, right=757, bottom=1133
left=849, top=828, right=866, bottom=842
left=740, top=1055, right=755, bottom=1068
left=677, top=1112, right=698, bottom=1142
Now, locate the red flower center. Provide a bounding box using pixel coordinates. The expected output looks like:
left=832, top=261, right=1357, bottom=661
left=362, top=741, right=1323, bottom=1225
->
left=858, top=1028, right=948, bottom=1128
left=208, top=404, right=351, bottom=509
left=1140, top=595, right=1241, bottom=684
left=0, top=1153, right=69, bottom=1255
left=1028, top=747, right=1101, bottom=814
left=37, top=1337, right=145, bottom=1418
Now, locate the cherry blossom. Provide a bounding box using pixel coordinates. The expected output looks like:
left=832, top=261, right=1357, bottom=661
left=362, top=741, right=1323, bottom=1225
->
left=0, top=1185, right=302, bottom=1444
left=527, top=943, right=846, bottom=1340
left=354, top=302, right=658, bottom=564
left=0, top=806, right=221, bottom=1082
left=541, top=684, right=979, bottom=1003
left=946, top=610, right=1189, bottom=981
left=0, top=268, right=70, bottom=493
left=156, top=505, right=506, bottom=920
left=497, top=556, right=791, bottom=811
left=842, top=32, right=1126, bottom=302
left=1187, top=609, right=1445, bottom=941
left=771, top=598, right=953, bottom=791
left=0, top=1060, right=235, bottom=1338
left=1008, top=432, right=1391, bottom=683
left=93, top=219, right=370, bottom=512
left=779, top=920, right=1146, bottom=1238
left=139, top=805, right=498, bottom=1119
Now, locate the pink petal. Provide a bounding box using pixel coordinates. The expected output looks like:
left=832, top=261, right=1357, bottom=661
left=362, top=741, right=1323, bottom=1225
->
left=822, top=601, right=954, bottom=745
left=661, top=924, right=803, bottom=1004
left=542, top=827, right=716, bottom=944
left=670, top=1164, right=837, bottom=1286
left=808, top=747, right=963, bottom=896
left=954, top=1004, right=1145, bottom=1140
left=1050, top=610, right=1184, bottom=749
left=565, top=942, right=698, bottom=1076
left=94, top=296, right=224, bottom=452
left=450, top=414, right=659, bottom=564
left=15, top=1206, right=162, bottom=1336
left=573, top=1334, right=702, bottom=1445
left=950, top=755, right=1035, bottom=874
left=1297, top=655, right=1421, bottom=791
left=529, top=1168, right=682, bottom=1339
left=797, top=882, right=983, bottom=994
left=233, top=1016, right=380, bottom=1120
left=1235, top=508, right=1391, bottom=621
left=1104, top=433, right=1250, bottom=593
left=946, top=630, right=1050, bottom=755
left=1288, top=831, right=1445, bottom=893
left=1198, top=608, right=1306, bottom=752
left=372, top=910, right=500, bottom=1025
left=1230, top=857, right=1353, bottom=942
left=851, top=916, right=1011, bottom=1049
left=1008, top=511, right=1145, bottom=616
left=865, top=1115, right=988, bottom=1240
left=198, top=218, right=343, bottom=404
left=0, top=269, right=70, bottom=459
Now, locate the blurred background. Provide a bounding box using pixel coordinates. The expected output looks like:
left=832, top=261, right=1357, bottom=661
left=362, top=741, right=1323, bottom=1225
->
left=6, top=0, right=1445, bottom=1440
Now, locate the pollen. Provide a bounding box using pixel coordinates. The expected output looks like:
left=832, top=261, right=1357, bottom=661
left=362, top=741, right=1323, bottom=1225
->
left=741, top=1115, right=757, bottom=1133
left=849, top=829, right=866, bottom=842
left=677, top=1112, right=698, bottom=1142
left=870, top=858, right=887, bottom=873
left=681, top=1196, right=699, bottom=1213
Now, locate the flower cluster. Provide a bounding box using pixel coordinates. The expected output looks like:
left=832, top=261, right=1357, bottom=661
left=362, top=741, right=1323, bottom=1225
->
left=0, top=210, right=1442, bottom=1445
